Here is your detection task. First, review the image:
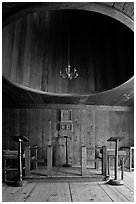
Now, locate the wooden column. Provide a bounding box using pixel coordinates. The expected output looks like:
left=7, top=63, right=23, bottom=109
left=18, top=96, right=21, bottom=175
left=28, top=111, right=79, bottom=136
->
left=81, top=145, right=87, bottom=176
left=25, top=146, right=31, bottom=177
left=47, top=144, right=52, bottom=176
left=102, top=146, right=107, bottom=176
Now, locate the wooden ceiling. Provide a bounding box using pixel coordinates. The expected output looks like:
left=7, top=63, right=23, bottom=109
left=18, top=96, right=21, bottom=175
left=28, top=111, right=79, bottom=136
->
left=3, top=76, right=134, bottom=108
left=2, top=2, right=134, bottom=22
left=2, top=2, right=134, bottom=107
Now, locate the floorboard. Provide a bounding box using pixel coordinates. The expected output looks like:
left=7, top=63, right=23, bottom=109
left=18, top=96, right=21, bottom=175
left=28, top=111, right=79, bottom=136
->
left=48, top=183, right=71, bottom=202
left=2, top=168, right=134, bottom=202
left=113, top=185, right=134, bottom=202
left=124, top=172, right=134, bottom=192
left=98, top=181, right=134, bottom=202
left=11, top=183, right=36, bottom=202
left=26, top=183, right=52, bottom=202
left=109, top=168, right=134, bottom=192
left=2, top=185, right=23, bottom=202
left=69, top=182, right=92, bottom=202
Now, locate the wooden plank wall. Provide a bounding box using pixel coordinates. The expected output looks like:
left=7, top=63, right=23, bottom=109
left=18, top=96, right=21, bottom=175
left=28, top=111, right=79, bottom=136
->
left=2, top=106, right=134, bottom=166
left=2, top=11, right=134, bottom=94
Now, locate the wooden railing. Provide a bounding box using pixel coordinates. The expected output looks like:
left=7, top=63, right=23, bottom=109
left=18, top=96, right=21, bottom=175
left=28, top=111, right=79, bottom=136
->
left=81, top=145, right=107, bottom=176
left=107, top=149, right=126, bottom=180
left=25, top=144, right=52, bottom=177
left=120, top=146, right=134, bottom=172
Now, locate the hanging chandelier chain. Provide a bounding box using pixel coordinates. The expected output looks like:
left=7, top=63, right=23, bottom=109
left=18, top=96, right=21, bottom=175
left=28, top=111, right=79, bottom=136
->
left=59, top=28, right=79, bottom=80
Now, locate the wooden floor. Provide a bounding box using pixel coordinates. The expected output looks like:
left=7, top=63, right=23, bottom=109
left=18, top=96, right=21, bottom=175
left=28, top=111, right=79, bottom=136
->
left=2, top=168, right=134, bottom=202
left=29, top=166, right=103, bottom=178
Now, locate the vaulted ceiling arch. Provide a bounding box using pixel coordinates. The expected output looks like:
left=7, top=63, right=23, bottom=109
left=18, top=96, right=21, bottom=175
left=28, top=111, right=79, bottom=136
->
left=2, top=2, right=134, bottom=106
left=3, top=2, right=134, bottom=30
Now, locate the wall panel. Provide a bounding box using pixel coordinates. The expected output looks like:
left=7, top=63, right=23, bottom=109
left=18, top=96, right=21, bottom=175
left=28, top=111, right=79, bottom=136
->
left=2, top=106, right=134, bottom=166
left=95, top=110, right=110, bottom=147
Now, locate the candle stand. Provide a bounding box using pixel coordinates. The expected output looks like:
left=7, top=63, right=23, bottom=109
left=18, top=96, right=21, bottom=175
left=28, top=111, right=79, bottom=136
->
left=12, top=136, right=29, bottom=186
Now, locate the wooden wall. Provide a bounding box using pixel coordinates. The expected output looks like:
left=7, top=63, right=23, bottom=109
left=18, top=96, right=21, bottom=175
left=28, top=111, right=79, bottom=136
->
left=2, top=10, right=134, bottom=94
left=2, top=106, right=134, bottom=166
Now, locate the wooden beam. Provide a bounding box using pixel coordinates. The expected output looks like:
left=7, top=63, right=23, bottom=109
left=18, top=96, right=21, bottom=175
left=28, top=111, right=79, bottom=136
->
left=17, top=103, right=133, bottom=111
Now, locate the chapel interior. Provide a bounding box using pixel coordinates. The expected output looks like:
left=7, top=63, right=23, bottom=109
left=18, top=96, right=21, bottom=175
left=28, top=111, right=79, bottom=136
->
left=2, top=2, right=134, bottom=202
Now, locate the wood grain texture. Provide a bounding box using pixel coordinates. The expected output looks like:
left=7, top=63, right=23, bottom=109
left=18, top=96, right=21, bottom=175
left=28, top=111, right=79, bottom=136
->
left=2, top=2, right=134, bottom=30
left=2, top=170, right=134, bottom=202
left=2, top=10, right=133, bottom=95
left=95, top=110, right=110, bottom=148
left=113, top=2, right=125, bottom=11
left=2, top=106, right=134, bottom=166
left=122, top=2, right=134, bottom=17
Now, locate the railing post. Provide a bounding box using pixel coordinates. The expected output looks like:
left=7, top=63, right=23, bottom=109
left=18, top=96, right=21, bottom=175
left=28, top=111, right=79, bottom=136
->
left=121, top=157, right=124, bottom=180
left=108, top=156, right=110, bottom=176
left=18, top=138, right=23, bottom=181
left=81, top=145, right=87, bottom=176
left=129, top=147, right=132, bottom=172
left=34, top=145, right=38, bottom=170
left=47, top=144, right=52, bottom=176
left=25, top=146, right=31, bottom=177
left=102, top=146, right=107, bottom=176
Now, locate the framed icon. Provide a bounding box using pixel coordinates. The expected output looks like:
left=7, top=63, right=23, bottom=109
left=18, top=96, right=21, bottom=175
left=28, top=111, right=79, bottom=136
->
left=61, top=110, right=72, bottom=122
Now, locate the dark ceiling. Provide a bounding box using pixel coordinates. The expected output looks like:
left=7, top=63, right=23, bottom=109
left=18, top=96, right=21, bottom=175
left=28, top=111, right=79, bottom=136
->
left=2, top=2, right=134, bottom=108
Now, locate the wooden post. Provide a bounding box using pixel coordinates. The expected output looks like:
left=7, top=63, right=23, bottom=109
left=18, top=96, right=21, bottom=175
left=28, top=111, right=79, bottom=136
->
left=35, top=145, right=38, bottom=170
left=102, top=146, right=107, bottom=176
left=129, top=147, right=132, bottom=172
left=49, top=120, right=52, bottom=144
left=81, top=145, right=87, bottom=176
left=115, top=139, right=119, bottom=180
left=47, top=145, right=52, bottom=176
left=19, top=138, right=23, bottom=181
left=4, top=158, right=7, bottom=182
left=121, top=157, right=124, bottom=180
left=95, top=147, right=99, bottom=169
left=25, top=146, right=31, bottom=177
left=108, top=156, right=110, bottom=176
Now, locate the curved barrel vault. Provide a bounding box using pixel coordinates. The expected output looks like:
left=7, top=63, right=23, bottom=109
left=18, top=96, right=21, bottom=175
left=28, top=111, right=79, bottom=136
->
left=2, top=2, right=134, bottom=106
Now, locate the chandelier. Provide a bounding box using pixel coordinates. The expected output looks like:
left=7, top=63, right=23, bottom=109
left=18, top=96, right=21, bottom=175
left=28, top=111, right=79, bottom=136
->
left=59, top=34, right=79, bottom=80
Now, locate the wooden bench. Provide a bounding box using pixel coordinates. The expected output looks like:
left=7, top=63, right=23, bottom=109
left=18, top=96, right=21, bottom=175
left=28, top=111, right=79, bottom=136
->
left=2, top=150, right=25, bottom=182
left=25, top=145, right=52, bottom=177
left=81, top=146, right=107, bottom=176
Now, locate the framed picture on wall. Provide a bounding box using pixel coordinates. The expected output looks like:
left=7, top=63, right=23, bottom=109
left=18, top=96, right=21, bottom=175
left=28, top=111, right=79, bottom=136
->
left=61, top=110, right=72, bottom=122
left=61, top=124, right=67, bottom=130
left=60, top=124, right=73, bottom=131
